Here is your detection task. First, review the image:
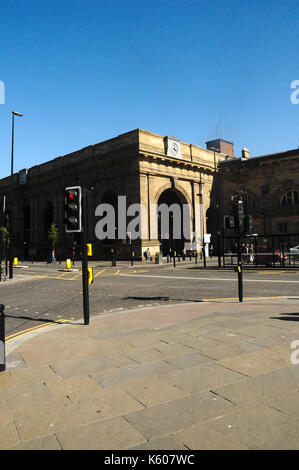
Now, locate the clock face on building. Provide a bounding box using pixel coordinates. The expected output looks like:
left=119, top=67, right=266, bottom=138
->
left=164, top=136, right=182, bottom=159
left=171, top=142, right=179, bottom=156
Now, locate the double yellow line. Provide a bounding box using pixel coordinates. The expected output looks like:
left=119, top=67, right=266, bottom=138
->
left=5, top=319, right=70, bottom=343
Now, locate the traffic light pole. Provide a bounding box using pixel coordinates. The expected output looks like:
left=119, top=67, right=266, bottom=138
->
left=81, top=189, right=90, bottom=325
left=237, top=233, right=243, bottom=302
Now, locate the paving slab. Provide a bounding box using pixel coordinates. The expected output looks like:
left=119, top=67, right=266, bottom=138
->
left=9, top=434, right=62, bottom=450
left=9, top=364, right=61, bottom=388
left=130, top=436, right=187, bottom=450
left=203, top=403, right=299, bottom=450
left=163, top=363, right=246, bottom=394
left=56, top=417, right=146, bottom=450
left=125, top=391, right=237, bottom=440
left=164, top=352, right=215, bottom=369
left=120, top=377, right=189, bottom=407
left=0, top=409, right=19, bottom=449
left=91, top=359, right=176, bottom=388
left=0, top=383, right=54, bottom=410
left=50, top=355, right=116, bottom=378
left=3, top=299, right=299, bottom=450
left=173, top=423, right=249, bottom=450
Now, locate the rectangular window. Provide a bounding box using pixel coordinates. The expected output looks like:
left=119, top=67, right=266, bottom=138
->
left=277, top=223, right=288, bottom=233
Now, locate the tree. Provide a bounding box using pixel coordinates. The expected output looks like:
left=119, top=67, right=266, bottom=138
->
left=48, top=222, right=59, bottom=251
left=0, top=226, right=9, bottom=260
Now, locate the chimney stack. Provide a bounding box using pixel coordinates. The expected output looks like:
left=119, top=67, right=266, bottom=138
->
left=242, top=147, right=250, bottom=159
left=205, top=139, right=234, bottom=158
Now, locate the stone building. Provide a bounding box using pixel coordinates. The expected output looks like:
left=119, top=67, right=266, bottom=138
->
left=1, top=128, right=298, bottom=261
left=0, top=129, right=230, bottom=261
left=215, top=147, right=299, bottom=251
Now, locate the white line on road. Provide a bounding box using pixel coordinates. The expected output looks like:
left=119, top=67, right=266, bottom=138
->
left=119, top=273, right=299, bottom=283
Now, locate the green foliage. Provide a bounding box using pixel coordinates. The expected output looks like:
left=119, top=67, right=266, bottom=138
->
left=0, top=226, right=9, bottom=244
left=48, top=222, right=59, bottom=250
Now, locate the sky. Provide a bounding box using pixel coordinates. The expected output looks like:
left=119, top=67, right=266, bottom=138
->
left=0, top=0, right=298, bottom=178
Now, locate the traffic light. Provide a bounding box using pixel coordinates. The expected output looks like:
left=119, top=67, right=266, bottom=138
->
left=231, top=193, right=244, bottom=230
left=64, top=186, right=82, bottom=232
left=224, top=215, right=235, bottom=229
left=244, top=214, right=253, bottom=234
left=237, top=199, right=244, bottom=229
left=126, top=232, right=131, bottom=244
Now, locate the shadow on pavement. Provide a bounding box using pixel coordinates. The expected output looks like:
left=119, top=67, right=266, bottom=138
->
left=271, top=313, right=299, bottom=322
left=5, top=314, right=77, bottom=325
left=123, top=296, right=203, bottom=303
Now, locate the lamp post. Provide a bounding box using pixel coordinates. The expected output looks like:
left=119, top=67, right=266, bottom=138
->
left=197, top=185, right=206, bottom=267
left=9, top=111, right=23, bottom=279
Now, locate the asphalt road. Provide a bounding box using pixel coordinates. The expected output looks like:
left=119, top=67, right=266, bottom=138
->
left=2, top=262, right=299, bottom=338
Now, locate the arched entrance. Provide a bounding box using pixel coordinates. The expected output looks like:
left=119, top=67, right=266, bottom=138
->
left=157, top=188, right=189, bottom=256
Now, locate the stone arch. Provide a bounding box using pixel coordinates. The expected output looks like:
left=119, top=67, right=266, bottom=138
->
left=156, top=186, right=190, bottom=256
left=154, top=181, right=192, bottom=208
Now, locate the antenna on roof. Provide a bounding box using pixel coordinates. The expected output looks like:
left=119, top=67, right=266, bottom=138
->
left=214, top=115, right=219, bottom=138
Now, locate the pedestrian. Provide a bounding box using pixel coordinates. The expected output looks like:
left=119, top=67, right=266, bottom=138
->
left=209, top=244, right=214, bottom=259
left=146, top=248, right=150, bottom=262
left=110, top=247, right=116, bottom=266
left=249, top=243, right=254, bottom=264
left=51, top=249, right=56, bottom=263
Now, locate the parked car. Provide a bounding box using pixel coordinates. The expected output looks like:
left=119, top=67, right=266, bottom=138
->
left=290, top=245, right=299, bottom=260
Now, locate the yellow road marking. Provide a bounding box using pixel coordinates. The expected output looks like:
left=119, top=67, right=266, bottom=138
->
left=70, top=272, right=82, bottom=280
left=95, top=269, right=106, bottom=278
left=5, top=319, right=70, bottom=342
left=57, top=272, right=69, bottom=279
left=201, top=295, right=282, bottom=302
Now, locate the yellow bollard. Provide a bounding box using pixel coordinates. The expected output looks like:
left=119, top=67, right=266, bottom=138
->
left=66, top=259, right=71, bottom=269
left=13, top=257, right=18, bottom=266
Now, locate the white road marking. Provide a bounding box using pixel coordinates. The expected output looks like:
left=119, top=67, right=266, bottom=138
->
left=119, top=273, right=299, bottom=284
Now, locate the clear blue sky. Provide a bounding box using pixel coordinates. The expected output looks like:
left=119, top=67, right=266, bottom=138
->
left=0, top=0, right=298, bottom=177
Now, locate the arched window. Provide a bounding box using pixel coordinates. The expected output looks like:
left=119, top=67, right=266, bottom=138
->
left=280, top=190, right=299, bottom=207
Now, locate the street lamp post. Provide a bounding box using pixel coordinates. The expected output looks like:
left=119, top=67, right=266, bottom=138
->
left=9, top=111, right=23, bottom=279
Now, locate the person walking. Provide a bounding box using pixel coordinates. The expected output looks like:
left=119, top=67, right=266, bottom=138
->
left=51, top=249, right=56, bottom=264
left=249, top=243, right=254, bottom=264
left=146, top=248, right=150, bottom=262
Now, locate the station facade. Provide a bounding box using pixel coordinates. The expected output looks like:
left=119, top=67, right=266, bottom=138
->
left=0, top=128, right=298, bottom=260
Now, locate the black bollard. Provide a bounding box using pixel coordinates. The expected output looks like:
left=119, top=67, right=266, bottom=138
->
left=0, top=305, right=5, bottom=372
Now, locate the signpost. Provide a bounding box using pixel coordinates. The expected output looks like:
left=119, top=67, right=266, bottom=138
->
left=231, top=190, right=251, bottom=302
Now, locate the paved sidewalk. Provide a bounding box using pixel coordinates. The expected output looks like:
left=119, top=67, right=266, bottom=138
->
left=2, top=299, right=299, bottom=449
